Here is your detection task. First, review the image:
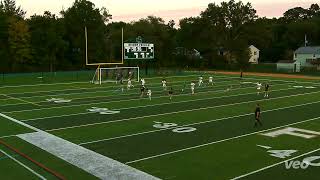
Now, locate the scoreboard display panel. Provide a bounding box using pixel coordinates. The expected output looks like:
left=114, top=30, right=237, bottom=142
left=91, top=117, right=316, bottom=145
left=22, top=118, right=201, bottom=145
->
left=124, top=43, right=154, bottom=60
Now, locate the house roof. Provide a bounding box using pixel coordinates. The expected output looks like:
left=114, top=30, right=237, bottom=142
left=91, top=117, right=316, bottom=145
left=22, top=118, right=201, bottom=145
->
left=295, top=46, right=320, bottom=54
left=277, top=60, right=296, bottom=64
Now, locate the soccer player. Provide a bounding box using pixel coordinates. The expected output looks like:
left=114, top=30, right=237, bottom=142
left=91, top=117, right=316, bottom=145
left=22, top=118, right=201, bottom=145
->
left=191, top=82, right=196, bottom=95
left=254, top=103, right=262, bottom=127
left=140, top=85, right=146, bottom=98
left=146, top=88, right=152, bottom=100
left=240, top=70, right=243, bottom=80
left=162, top=79, right=167, bottom=91
left=198, top=76, right=203, bottom=87
left=256, top=82, right=262, bottom=95
left=264, top=83, right=270, bottom=98
left=181, top=81, right=187, bottom=92
left=141, top=78, right=146, bottom=86
left=168, top=87, right=173, bottom=100
left=208, top=76, right=214, bottom=86
left=127, top=78, right=133, bottom=90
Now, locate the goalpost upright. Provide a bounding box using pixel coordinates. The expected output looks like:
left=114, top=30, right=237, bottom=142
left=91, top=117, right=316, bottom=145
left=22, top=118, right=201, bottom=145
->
left=86, top=27, right=134, bottom=84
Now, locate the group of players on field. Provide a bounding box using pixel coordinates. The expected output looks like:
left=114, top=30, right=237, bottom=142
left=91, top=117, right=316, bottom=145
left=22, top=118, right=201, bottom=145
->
left=118, top=71, right=270, bottom=127
left=130, top=75, right=271, bottom=101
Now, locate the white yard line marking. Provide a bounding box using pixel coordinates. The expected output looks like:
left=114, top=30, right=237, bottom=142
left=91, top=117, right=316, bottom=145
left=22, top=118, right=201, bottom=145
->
left=125, top=116, right=320, bottom=164
left=231, top=147, right=320, bottom=180
left=48, top=89, right=320, bottom=132
left=0, top=149, right=46, bottom=180
left=0, top=134, right=17, bottom=139
left=0, top=112, right=159, bottom=180
left=1, top=94, right=41, bottom=107
left=79, top=100, right=320, bottom=145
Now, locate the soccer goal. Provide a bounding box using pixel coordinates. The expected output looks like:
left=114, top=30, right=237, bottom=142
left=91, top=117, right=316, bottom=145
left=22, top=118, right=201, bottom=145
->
left=92, top=67, right=140, bottom=84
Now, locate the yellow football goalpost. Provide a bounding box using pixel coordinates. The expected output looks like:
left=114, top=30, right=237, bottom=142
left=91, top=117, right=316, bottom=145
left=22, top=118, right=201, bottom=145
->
left=85, top=26, right=129, bottom=84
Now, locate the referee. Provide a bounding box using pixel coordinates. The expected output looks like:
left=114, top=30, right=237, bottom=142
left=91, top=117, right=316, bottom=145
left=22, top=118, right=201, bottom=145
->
left=254, top=103, right=262, bottom=127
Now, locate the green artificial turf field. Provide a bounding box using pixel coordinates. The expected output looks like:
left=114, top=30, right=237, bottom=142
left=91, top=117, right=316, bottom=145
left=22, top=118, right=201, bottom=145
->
left=0, top=72, right=319, bottom=180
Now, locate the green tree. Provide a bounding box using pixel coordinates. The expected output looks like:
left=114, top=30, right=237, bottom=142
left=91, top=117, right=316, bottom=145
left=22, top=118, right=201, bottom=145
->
left=8, top=17, right=31, bottom=71
left=28, top=11, right=68, bottom=72
left=61, top=0, right=111, bottom=67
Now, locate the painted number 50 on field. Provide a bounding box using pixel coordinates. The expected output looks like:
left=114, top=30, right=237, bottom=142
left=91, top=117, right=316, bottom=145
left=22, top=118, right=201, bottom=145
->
left=153, top=122, right=197, bottom=133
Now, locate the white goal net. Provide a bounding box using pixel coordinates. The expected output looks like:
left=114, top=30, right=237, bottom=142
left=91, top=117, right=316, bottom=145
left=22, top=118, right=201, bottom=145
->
left=92, top=67, right=140, bottom=84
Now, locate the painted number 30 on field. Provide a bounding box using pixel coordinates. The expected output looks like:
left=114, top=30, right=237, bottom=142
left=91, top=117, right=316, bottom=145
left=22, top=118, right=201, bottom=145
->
left=153, top=122, right=197, bottom=133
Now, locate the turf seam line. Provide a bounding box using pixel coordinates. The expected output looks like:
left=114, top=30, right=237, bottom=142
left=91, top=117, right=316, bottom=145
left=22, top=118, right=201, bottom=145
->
left=47, top=89, right=320, bottom=132
left=78, top=100, right=320, bottom=145
left=125, top=116, right=320, bottom=164
left=0, top=149, right=47, bottom=180
left=20, top=83, right=282, bottom=122
left=230, top=147, right=320, bottom=180
left=0, top=140, right=67, bottom=180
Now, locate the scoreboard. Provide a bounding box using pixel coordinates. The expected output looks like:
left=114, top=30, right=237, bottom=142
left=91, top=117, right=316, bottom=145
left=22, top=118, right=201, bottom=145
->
left=124, top=43, right=154, bottom=60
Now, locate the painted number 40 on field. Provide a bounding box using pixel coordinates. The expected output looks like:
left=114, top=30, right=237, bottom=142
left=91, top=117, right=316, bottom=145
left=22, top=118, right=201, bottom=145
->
left=153, top=122, right=197, bottom=133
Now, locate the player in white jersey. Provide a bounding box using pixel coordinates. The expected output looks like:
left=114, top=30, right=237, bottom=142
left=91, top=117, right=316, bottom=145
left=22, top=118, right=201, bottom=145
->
left=146, top=89, right=152, bottom=100
left=141, top=78, right=145, bottom=86
left=256, top=82, right=262, bottom=95
left=162, top=79, right=167, bottom=90
left=191, top=82, right=196, bottom=95
left=127, top=78, right=134, bottom=90
left=208, top=76, right=213, bottom=86
left=198, top=76, right=203, bottom=87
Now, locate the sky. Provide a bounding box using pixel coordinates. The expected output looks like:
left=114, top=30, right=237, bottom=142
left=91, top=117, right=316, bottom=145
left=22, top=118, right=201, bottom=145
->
left=16, top=0, right=318, bottom=23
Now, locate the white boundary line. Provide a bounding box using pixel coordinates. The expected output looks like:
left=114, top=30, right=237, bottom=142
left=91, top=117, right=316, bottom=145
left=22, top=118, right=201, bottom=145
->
left=125, top=116, right=320, bottom=164
left=0, top=149, right=46, bottom=180
left=231, top=147, right=320, bottom=180
left=78, top=100, right=320, bottom=145
left=47, top=89, right=320, bottom=132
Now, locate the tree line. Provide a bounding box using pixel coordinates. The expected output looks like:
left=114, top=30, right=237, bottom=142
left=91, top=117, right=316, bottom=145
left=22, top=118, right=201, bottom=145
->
left=0, top=0, right=319, bottom=73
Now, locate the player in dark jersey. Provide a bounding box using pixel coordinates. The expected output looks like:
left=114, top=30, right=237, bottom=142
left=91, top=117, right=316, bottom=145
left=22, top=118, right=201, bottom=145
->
left=264, top=83, right=270, bottom=98
left=254, top=103, right=262, bottom=127
left=140, top=85, right=146, bottom=98
left=168, top=87, right=174, bottom=100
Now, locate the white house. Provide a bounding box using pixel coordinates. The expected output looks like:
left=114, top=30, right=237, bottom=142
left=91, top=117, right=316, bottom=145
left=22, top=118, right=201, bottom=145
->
left=294, top=46, right=320, bottom=67
left=248, top=45, right=259, bottom=64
